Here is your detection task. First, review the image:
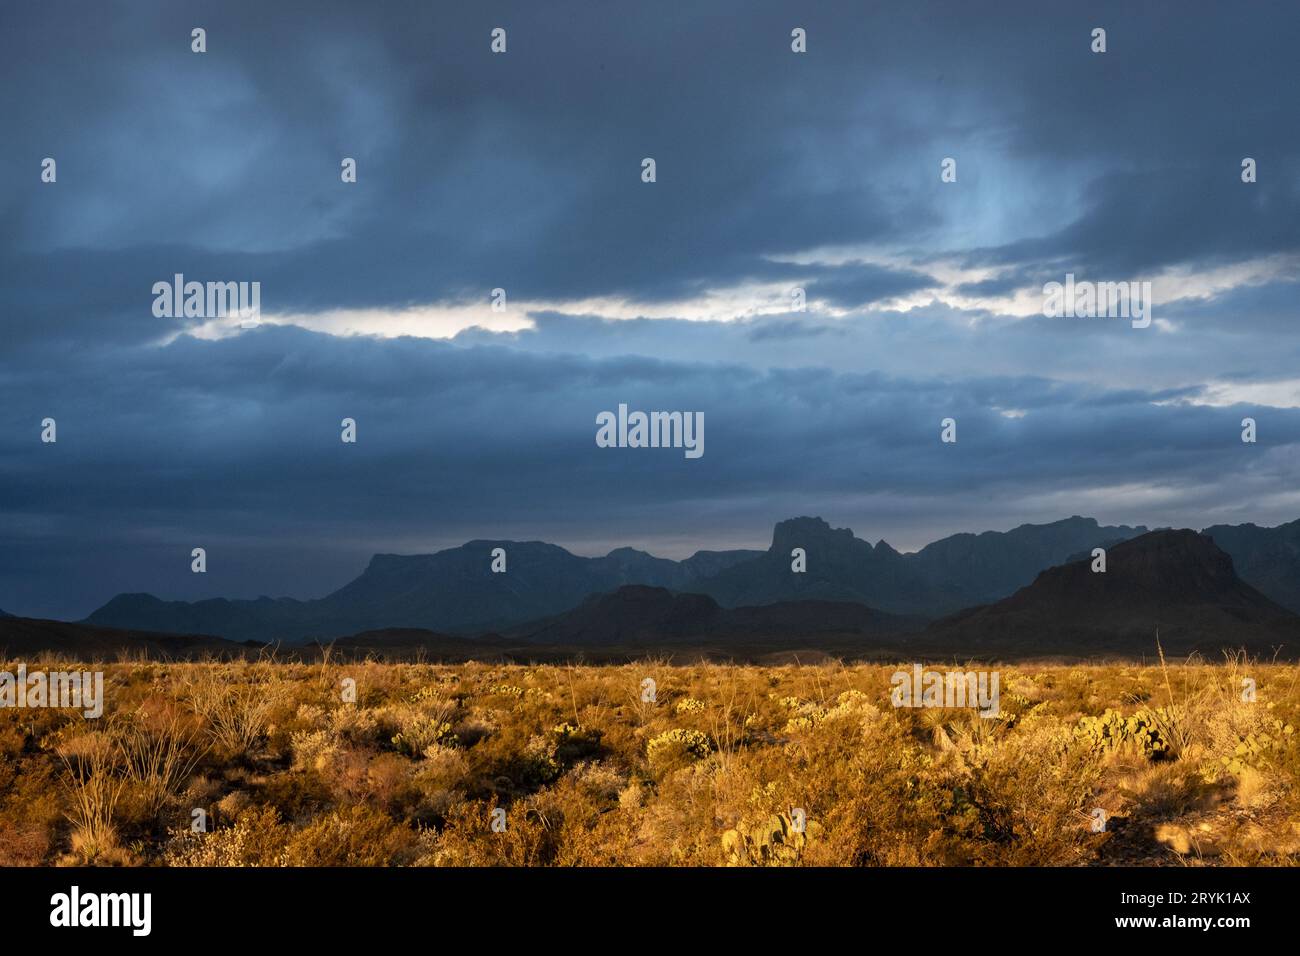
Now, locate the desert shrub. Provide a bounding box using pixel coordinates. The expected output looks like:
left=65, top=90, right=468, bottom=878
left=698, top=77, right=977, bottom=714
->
left=425, top=800, right=557, bottom=866
left=327, top=703, right=381, bottom=744
left=390, top=716, right=456, bottom=756
left=289, top=728, right=337, bottom=773
left=411, top=743, right=470, bottom=821
left=966, top=722, right=1104, bottom=866
left=551, top=722, right=603, bottom=762
left=517, top=736, right=563, bottom=786
left=452, top=712, right=496, bottom=746
left=280, top=804, right=416, bottom=866
left=646, top=728, right=711, bottom=777
left=115, top=709, right=208, bottom=822
left=0, top=757, right=61, bottom=865
left=415, top=743, right=469, bottom=784
left=1113, top=761, right=1218, bottom=818
left=162, top=805, right=289, bottom=866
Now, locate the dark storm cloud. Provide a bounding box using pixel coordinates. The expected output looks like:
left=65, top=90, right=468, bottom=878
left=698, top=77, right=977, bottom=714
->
left=1162, top=278, right=1300, bottom=335
left=5, top=0, right=1298, bottom=322
left=745, top=320, right=842, bottom=343
left=457, top=296, right=1300, bottom=400
left=964, top=169, right=1300, bottom=279
left=802, top=263, right=937, bottom=309
left=3, top=1, right=1300, bottom=619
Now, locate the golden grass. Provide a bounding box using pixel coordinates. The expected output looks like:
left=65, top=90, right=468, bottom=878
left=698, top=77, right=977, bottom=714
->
left=1, top=656, right=1297, bottom=866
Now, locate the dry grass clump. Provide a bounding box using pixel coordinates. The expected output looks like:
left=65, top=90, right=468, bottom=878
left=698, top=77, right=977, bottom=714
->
left=55, top=730, right=128, bottom=864
left=184, top=664, right=285, bottom=756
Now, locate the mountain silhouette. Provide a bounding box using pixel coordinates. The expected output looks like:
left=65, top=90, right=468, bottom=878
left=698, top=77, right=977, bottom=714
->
left=73, top=515, right=1300, bottom=645
left=85, top=541, right=761, bottom=641
left=924, top=529, right=1300, bottom=655
left=695, top=517, right=935, bottom=611
left=907, top=516, right=1150, bottom=609
left=1202, top=518, right=1300, bottom=613
left=698, top=515, right=1149, bottom=614
left=11, top=525, right=1300, bottom=661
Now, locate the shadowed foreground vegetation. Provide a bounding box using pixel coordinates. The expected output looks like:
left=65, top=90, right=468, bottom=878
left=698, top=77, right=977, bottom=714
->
left=2, top=654, right=1298, bottom=866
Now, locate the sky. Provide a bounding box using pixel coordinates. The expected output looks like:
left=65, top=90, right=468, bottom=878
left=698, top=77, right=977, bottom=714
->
left=3, top=0, right=1300, bottom=620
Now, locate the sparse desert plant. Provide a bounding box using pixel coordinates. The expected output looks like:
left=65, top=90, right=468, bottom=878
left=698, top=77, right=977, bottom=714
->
left=646, top=727, right=712, bottom=777
left=115, top=709, right=209, bottom=820
left=289, top=727, right=338, bottom=773
left=55, top=731, right=127, bottom=863
left=184, top=666, right=283, bottom=756
left=162, top=805, right=289, bottom=867
left=551, top=722, right=602, bottom=762
left=279, top=804, right=418, bottom=866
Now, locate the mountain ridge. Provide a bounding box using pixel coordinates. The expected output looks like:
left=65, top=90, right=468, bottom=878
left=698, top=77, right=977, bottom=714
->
left=73, top=514, right=1300, bottom=642
left=924, top=529, right=1300, bottom=655
left=7, top=525, right=1299, bottom=661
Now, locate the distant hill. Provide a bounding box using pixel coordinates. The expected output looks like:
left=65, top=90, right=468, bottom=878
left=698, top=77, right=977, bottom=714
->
left=513, top=584, right=923, bottom=646
left=313, top=628, right=520, bottom=660
left=1203, top=518, right=1300, bottom=613
left=0, top=608, right=913, bottom=664
left=84, top=593, right=311, bottom=643
left=908, top=516, right=1150, bottom=610
left=924, top=530, right=1300, bottom=656
left=0, top=615, right=255, bottom=660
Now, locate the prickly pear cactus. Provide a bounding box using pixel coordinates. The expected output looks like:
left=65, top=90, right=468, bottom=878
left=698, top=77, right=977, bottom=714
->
left=721, top=812, right=821, bottom=866
left=1075, top=707, right=1171, bottom=758
left=1218, top=719, right=1295, bottom=776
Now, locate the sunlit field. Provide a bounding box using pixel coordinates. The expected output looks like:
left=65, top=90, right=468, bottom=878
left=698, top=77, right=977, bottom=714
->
left=3, top=655, right=1297, bottom=867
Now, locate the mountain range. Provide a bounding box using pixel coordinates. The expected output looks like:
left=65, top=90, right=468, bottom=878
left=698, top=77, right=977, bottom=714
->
left=4, top=517, right=1300, bottom=660
left=64, top=515, right=1300, bottom=644
left=922, top=529, right=1300, bottom=657
left=82, top=541, right=763, bottom=641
